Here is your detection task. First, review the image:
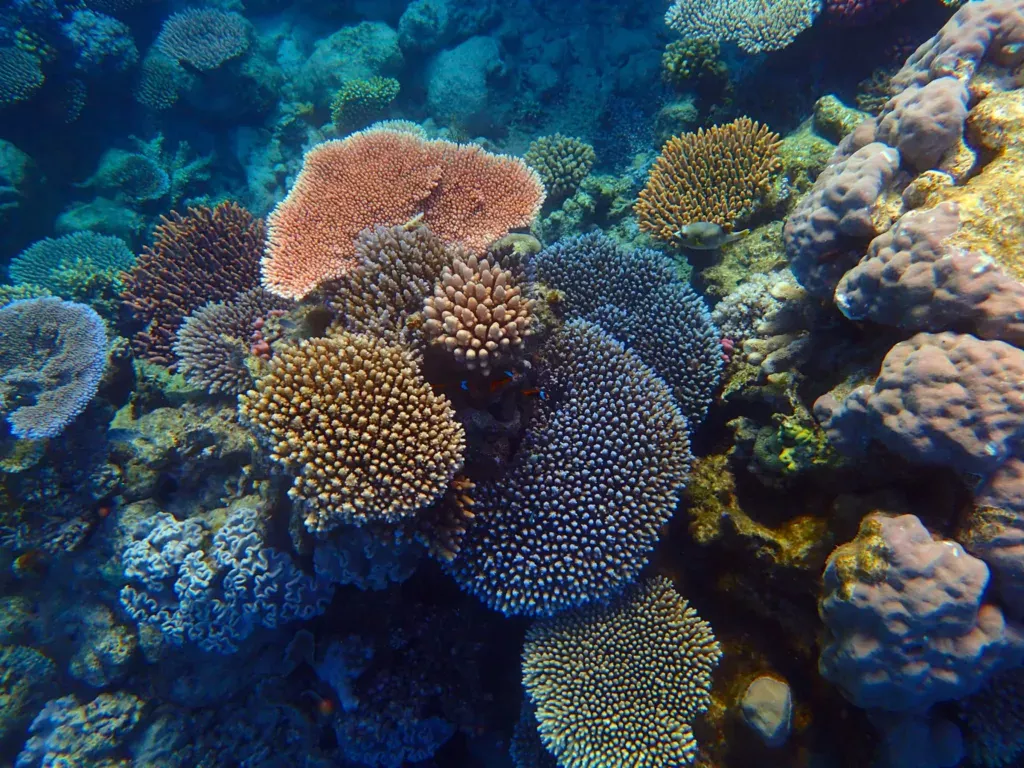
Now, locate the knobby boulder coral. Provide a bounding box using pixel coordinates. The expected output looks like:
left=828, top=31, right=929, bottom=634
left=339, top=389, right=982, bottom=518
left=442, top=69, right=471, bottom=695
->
left=262, top=129, right=545, bottom=300
left=121, top=201, right=264, bottom=365
left=0, top=298, right=107, bottom=440
left=636, top=117, right=781, bottom=243
left=522, top=576, right=721, bottom=767
left=239, top=333, right=465, bottom=533
left=448, top=321, right=692, bottom=616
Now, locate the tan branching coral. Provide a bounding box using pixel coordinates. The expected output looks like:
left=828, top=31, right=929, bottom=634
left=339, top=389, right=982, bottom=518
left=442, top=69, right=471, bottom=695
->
left=524, top=134, right=596, bottom=200
left=636, top=117, right=782, bottom=244
left=238, top=334, right=465, bottom=534
left=422, top=253, right=534, bottom=374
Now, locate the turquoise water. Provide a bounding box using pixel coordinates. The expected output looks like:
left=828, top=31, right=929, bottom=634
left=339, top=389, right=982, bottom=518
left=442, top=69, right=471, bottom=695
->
left=1, top=0, right=1022, bottom=765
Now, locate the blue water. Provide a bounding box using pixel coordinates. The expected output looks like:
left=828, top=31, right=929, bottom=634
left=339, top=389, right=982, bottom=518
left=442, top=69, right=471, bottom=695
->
left=1, top=0, right=1021, bottom=765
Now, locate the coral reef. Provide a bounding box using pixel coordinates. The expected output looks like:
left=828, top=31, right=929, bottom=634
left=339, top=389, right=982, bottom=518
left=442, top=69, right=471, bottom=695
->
left=121, top=201, right=264, bottom=365
left=666, top=0, right=821, bottom=53
left=529, top=233, right=722, bottom=428
left=239, top=334, right=465, bottom=533
left=524, top=134, right=596, bottom=201
left=263, top=129, right=545, bottom=300
left=155, top=9, right=250, bottom=72
left=448, top=321, right=692, bottom=616
left=637, top=117, right=782, bottom=243
left=0, top=297, right=107, bottom=439
left=330, top=76, right=400, bottom=131
left=8, top=231, right=134, bottom=289
left=522, top=576, right=721, bottom=767
left=422, top=251, right=535, bottom=374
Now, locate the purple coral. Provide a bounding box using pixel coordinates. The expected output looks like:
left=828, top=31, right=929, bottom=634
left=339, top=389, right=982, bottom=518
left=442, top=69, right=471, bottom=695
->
left=528, top=233, right=722, bottom=429
left=0, top=298, right=107, bottom=440
left=875, top=77, right=968, bottom=170
left=120, top=502, right=333, bottom=653
left=155, top=8, right=250, bottom=71
left=448, top=320, right=692, bottom=616
left=783, top=142, right=901, bottom=299
left=819, top=513, right=1024, bottom=712
left=835, top=202, right=1024, bottom=346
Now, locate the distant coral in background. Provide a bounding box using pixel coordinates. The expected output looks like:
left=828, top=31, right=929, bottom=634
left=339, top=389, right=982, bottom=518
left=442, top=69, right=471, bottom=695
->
left=523, top=576, right=721, bottom=767
left=0, top=298, right=107, bottom=440
left=326, top=223, right=460, bottom=350
left=8, top=231, right=134, bottom=289
left=61, top=9, right=138, bottom=74
left=529, top=233, right=722, bottom=428
left=173, top=287, right=292, bottom=396
left=666, top=0, right=821, bottom=53
left=134, top=51, right=192, bottom=111
left=121, top=201, right=264, bottom=365
left=0, top=47, right=44, bottom=107
left=661, top=37, right=729, bottom=92
left=330, top=76, right=400, bottom=130
left=263, top=129, right=544, bottom=299
left=423, top=252, right=535, bottom=375
left=120, top=502, right=333, bottom=653
left=823, top=0, right=906, bottom=21
left=449, top=321, right=692, bottom=616
left=16, top=691, right=144, bottom=767
left=239, top=334, right=465, bottom=533
left=524, top=134, right=596, bottom=201
left=155, top=8, right=250, bottom=71
left=819, top=513, right=1024, bottom=712
left=80, top=148, right=170, bottom=203
left=637, top=117, right=781, bottom=242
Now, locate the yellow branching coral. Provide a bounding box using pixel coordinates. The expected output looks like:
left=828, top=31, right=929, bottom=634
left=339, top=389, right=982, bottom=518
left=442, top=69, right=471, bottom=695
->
left=636, top=117, right=781, bottom=243
left=522, top=576, right=721, bottom=768
left=422, top=253, right=534, bottom=374
left=239, top=333, right=465, bottom=533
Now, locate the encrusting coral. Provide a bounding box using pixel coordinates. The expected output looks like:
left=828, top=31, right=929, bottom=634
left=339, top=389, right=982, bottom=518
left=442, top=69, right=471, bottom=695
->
left=121, top=201, right=264, bottom=366
left=522, top=576, right=721, bottom=768
left=636, top=117, right=782, bottom=244
left=239, top=333, right=465, bottom=534
left=422, top=252, right=535, bottom=375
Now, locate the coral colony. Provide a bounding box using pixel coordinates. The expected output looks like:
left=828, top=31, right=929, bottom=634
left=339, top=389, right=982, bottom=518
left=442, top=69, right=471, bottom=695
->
left=3, top=0, right=1024, bottom=766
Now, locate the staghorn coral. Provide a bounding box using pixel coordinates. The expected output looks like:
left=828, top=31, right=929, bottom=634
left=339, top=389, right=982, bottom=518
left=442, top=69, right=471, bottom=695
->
left=239, top=333, right=465, bottom=533
left=524, top=134, right=596, bottom=201
left=636, top=117, right=781, bottom=243
left=326, top=223, right=459, bottom=350
left=0, top=298, right=107, bottom=440
left=0, top=47, right=44, bottom=107
left=155, top=8, right=250, bottom=71
left=666, top=0, right=821, bottom=53
left=448, top=321, right=692, bottom=616
left=330, top=76, right=400, bottom=130
left=522, top=576, right=721, bottom=767
left=173, top=287, right=292, bottom=396
left=262, top=129, right=544, bottom=299
left=121, top=201, right=264, bottom=366
left=8, top=231, right=134, bottom=290
left=422, top=252, right=534, bottom=374
left=528, top=233, right=722, bottom=429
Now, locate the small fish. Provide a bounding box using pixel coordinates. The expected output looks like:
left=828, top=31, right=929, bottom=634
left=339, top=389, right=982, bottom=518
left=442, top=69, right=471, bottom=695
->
left=521, top=387, right=547, bottom=401
left=676, top=222, right=750, bottom=250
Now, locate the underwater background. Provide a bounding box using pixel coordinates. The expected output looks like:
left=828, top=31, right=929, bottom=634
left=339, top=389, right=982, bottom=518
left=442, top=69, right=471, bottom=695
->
left=3, top=0, right=1024, bottom=765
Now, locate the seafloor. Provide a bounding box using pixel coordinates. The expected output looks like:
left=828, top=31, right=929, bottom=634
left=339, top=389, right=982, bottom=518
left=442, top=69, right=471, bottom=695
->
left=2, top=0, right=1024, bottom=766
